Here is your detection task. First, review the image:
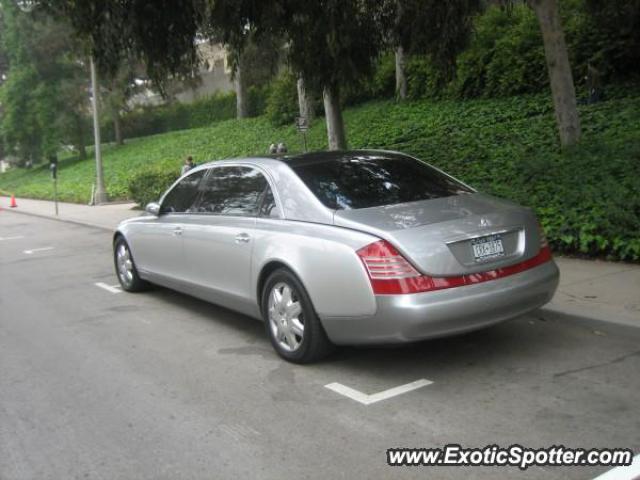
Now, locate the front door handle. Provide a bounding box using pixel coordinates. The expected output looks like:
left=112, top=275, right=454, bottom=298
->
left=173, top=226, right=183, bottom=236
left=235, top=233, right=251, bottom=244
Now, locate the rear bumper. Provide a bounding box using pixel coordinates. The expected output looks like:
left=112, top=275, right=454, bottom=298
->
left=321, top=260, right=560, bottom=345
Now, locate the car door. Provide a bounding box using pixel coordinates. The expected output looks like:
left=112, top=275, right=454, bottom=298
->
left=182, top=165, right=269, bottom=310
left=133, top=169, right=207, bottom=281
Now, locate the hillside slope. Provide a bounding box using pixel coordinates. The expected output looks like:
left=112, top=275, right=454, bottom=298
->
left=1, top=92, right=639, bottom=260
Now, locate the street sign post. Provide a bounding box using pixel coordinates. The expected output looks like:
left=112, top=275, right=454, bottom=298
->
left=49, top=156, right=58, bottom=216
left=295, top=116, right=309, bottom=152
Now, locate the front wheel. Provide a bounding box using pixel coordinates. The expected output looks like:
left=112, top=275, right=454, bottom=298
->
left=262, top=268, right=334, bottom=363
left=114, top=236, right=149, bottom=292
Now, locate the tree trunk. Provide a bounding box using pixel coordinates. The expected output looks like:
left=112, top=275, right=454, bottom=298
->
left=78, top=140, right=87, bottom=160
left=297, top=76, right=314, bottom=124
left=323, top=85, right=347, bottom=150
left=113, top=109, right=124, bottom=146
left=395, top=46, right=408, bottom=101
left=235, top=63, right=248, bottom=119
left=531, top=0, right=581, bottom=147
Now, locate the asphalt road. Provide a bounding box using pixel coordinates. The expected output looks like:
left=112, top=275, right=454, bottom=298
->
left=1, top=213, right=639, bottom=480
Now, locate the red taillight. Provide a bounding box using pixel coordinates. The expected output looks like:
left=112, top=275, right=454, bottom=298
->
left=356, top=239, right=552, bottom=295
left=356, top=240, right=420, bottom=280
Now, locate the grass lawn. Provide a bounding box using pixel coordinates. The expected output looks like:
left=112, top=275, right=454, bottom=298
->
left=1, top=91, right=639, bottom=260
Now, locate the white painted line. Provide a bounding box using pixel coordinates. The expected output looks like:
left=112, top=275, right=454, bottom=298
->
left=94, top=282, right=122, bottom=294
left=325, top=379, right=433, bottom=405
left=0, top=235, right=24, bottom=241
left=23, top=246, right=54, bottom=255
left=593, top=454, right=640, bottom=480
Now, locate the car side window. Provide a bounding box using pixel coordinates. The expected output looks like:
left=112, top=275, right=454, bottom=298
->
left=161, top=170, right=207, bottom=214
left=194, top=166, right=267, bottom=216
left=258, top=185, right=279, bottom=218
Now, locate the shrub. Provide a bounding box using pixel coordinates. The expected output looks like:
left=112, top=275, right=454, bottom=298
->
left=455, top=6, right=547, bottom=99
left=128, top=169, right=180, bottom=207
left=265, top=72, right=299, bottom=126
left=368, top=53, right=397, bottom=100
left=248, top=84, right=271, bottom=118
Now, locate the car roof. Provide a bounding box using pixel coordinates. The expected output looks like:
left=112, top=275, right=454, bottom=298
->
left=198, top=149, right=406, bottom=169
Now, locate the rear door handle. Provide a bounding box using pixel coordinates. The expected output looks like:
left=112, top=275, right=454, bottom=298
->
left=173, top=226, right=183, bottom=236
left=235, top=233, right=251, bottom=244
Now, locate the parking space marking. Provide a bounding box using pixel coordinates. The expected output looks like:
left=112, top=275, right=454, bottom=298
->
left=95, top=282, right=122, bottom=294
left=325, top=379, right=433, bottom=405
left=23, top=246, right=54, bottom=255
left=0, top=235, right=24, bottom=241
left=593, top=454, right=640, bottom=480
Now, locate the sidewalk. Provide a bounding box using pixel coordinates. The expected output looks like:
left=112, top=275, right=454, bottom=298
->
left=2, top=195, right=638, bottom=329
left=0, top=195, right=142, bottom=230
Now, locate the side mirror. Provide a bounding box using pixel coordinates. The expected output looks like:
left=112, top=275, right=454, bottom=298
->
left=145, top=202, right=161, bottom=216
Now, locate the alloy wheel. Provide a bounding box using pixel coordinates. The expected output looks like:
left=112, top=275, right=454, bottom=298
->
left=116, top=243, right=134, bottom=287
left=268, top=282, right=304, bottom=352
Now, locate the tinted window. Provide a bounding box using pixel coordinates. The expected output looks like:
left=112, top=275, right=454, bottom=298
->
left=161, top=170, right=206, bottom=213
left=259, top=186, right=279, bottom=218
left=194, top=166, right=267, bottom=216
left=290, top=153, right=473, bottom=210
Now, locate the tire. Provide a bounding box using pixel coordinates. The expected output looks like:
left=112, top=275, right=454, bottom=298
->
left=261, top=268, right=334, bottom=363
left=113, top=236, right=149, bottom=292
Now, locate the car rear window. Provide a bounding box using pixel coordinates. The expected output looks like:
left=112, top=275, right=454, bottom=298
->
left=289, top=153, right=473, bottom=210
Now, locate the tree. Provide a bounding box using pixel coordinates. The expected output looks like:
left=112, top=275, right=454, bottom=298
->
left=0, top=2, right=90, bottom=164
left=398, top=0, right=482, bottom=80
left=103, top=59, right=140, bottom=145
left=42, top=0, right=480, bottom=150
left=45, top=0, right=387, bottom=150
left=296, top=76, right=314, bottom=125
left=393, top=1, right=407, bottom=101
left=280, top=0, right=386, bottom=149
left=201, top=0, right=389, bottom=148
left=395, top=46, right=408, bottom=100
left=491, top=0, right=580, bottom=147
left=584, top=0, right=640, bottom=82
left=529, top=0, right=580, bottom=147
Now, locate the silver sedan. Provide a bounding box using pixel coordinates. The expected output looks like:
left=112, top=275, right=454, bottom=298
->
left=114, top=150, right=559, bottom=363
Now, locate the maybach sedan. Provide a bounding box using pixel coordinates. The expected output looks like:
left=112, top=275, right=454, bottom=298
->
left=113, top=150, right=559, bottom=363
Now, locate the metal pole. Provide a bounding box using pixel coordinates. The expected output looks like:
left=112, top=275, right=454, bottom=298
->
left=53, top=177, right=58, bottom=216
left=90, top=56, right=108, bottom=204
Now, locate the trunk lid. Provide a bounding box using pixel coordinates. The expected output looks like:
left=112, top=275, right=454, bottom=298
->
left=334, top=193, right=542, bottom=276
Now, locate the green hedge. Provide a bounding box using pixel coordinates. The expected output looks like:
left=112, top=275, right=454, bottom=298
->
left=128, top=169, right=180, bottom=207
left=101, top=88, right=270, bottom=143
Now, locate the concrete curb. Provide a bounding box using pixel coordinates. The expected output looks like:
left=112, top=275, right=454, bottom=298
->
left=541, top=307, right=640, bottom=338
left=542, top=303, right=640, bottom=330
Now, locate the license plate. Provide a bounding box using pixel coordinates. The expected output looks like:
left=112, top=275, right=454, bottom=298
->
left=471, top=234, right=505, bottom=261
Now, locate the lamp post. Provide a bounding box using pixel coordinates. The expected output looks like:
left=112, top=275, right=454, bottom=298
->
left=90, top=56, right=108, bottom=204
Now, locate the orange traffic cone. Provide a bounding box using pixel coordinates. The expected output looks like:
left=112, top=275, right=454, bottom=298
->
left=9, top=194, right=17, bottom=208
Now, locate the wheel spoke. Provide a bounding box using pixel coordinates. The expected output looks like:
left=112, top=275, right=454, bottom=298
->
left=290, top=318, right=304, bottom=337
left=286, top=301, right=302, bottom=319
left=277, top=323, right=287, bottom=343
left=271, top=288, right=282, bottom=308
left=285, top=330, right=298, bottom=349
left=281, top=285, right=292, bottom=307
